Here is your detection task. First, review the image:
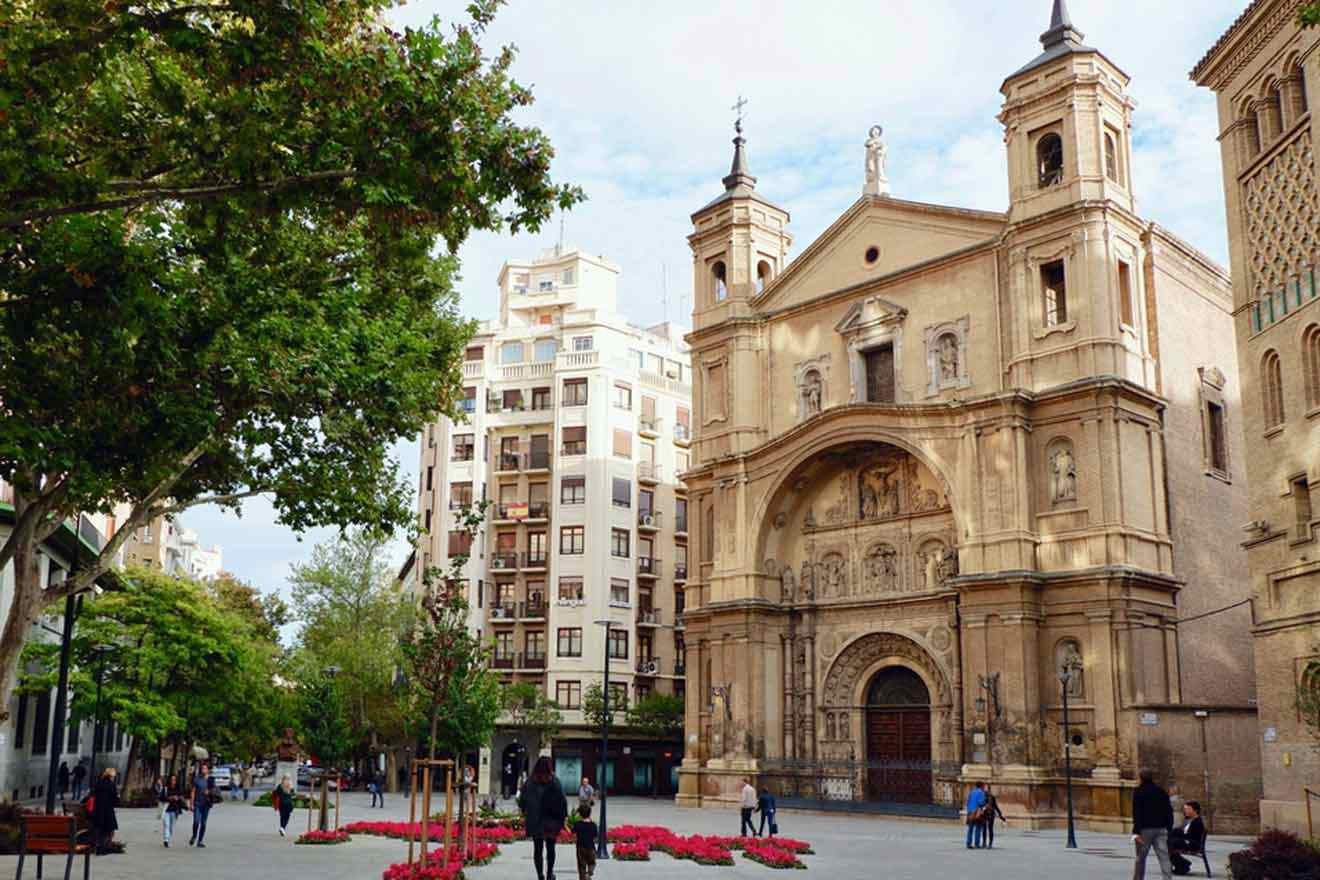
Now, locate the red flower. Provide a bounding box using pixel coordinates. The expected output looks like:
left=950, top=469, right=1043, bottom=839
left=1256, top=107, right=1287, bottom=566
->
left=612, top=841, right=651, bottom=861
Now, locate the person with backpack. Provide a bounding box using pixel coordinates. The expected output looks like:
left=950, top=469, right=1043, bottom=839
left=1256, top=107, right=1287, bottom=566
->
left=519, top=756, right=568, bottom=880
left=965, top=781, right=987, bottom=849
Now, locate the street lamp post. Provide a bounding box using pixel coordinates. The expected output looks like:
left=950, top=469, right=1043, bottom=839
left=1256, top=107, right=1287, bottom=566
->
left=592, top=618, right=615, bottom=860
left=88, top=644, right=114, bottom=780
left=45, top=514, right=93, bottom=814
left=1059, top=666, right=1078, bottom=849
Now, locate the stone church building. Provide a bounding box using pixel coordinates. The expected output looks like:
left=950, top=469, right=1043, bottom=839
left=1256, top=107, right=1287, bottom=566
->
left=678, top=1, right=1261, bottom=831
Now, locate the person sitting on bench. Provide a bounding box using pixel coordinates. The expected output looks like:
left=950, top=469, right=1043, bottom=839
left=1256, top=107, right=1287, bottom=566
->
left=1169, top=800, right=1206, bottom=876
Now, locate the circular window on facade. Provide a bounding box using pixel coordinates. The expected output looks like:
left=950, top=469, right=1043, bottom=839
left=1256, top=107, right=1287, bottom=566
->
left=864, top=245, right=880, bottom=265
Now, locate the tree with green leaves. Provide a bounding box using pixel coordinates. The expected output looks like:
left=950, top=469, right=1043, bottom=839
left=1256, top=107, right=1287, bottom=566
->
left=0, top=0, right=579, bottom=718
left=295, top=672, right=352, bottom=769
left=1303, top=3, right=1319, bottom=27
left=625, top=692, right=684, bottom=740
left=582, top=682, right=625, bottom=730
left=209, top=573, right=289, bottom=645
left=401, top=503, right=501, bottom=760
left=20, top=565, right=283, bottom=788
left=287, top=529, right=413, bottom=762
left=499, top=680, right=562, bottom=753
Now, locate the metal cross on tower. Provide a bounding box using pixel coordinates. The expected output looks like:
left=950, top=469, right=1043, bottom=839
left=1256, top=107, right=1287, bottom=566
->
left=731, top=95, right=749, bottom=133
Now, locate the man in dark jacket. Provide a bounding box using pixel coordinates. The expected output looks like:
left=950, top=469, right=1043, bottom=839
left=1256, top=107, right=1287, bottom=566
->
left=1169, top=801, right=1206, bottom=876
left=1131, top=768, right=1174, bottom=880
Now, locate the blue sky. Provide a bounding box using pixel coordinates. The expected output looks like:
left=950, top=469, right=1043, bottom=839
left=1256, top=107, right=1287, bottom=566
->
left=182, top=0, right=1249, bottom=610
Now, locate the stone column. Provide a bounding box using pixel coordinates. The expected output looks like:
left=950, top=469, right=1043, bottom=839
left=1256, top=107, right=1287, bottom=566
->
left=804, top=633, right=817, bottom=760
left=781, top=633, right=796, bottom=760
left=1280, top=75, right=1308, bottom=128
left=1086, top=610, right=1120, bottom=779
left=1258, top=96, right=1283, bottom=143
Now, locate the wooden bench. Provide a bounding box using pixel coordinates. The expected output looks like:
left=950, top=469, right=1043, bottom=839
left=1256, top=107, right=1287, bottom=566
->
left=15, top=815, right=92, bottom=880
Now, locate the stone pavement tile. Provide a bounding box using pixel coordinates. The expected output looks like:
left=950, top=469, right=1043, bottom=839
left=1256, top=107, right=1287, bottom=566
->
left=0, top=794, right=1251, bottom=880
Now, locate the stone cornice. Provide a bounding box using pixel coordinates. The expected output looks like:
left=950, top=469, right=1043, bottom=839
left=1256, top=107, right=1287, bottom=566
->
left=1191, top=0, right=1303, bottom=90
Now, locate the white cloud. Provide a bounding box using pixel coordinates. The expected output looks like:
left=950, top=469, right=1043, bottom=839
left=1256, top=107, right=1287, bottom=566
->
left=193, top=0, right=1248, bottom=597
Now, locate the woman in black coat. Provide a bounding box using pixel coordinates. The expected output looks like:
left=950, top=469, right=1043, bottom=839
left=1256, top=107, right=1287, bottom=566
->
left=91, top=767, right=120, bottom=855
left=518, top=757, right=568, bottom=880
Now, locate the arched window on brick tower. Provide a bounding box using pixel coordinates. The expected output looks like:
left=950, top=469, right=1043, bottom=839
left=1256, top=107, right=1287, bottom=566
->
left=756, top=260, right=773, bottom=294
left=712, top=261, right=728, bottom=303
left=1037, top=133, right=1064, bottom=188
left=1262, top=349, right=1285, bottom=429
left=1302, top=325, right=1320, bottom=410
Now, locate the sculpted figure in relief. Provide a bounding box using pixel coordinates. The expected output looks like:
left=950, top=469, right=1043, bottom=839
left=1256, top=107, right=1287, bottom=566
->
left=802, top=370, right=823, bottom=417
left=923, top=547, right=942, bottom=590
left=800, top=560, right=815, bottom=600
left=938, top=546, right=959, bottom=583
left=1060, top=641, right=1085, bottom=699
left=864, top=125, right=889, bottom=194
left=864, top=545, right=899, bottom=592
left=938, top=334, right=960, bottom=382
left=781, top=564, right=796, bottom=602
left=1050, top=444, right=1078, bottom=504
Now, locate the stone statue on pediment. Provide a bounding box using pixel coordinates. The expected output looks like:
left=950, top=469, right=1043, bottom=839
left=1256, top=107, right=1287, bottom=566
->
left=864, top=125, right=890, bottom=196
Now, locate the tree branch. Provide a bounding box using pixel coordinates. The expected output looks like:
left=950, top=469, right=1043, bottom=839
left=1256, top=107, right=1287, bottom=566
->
left=151, top=488, right=267, bottom=518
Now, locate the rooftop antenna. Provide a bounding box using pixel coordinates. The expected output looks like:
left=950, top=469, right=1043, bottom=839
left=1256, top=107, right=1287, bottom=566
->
left=556, top=210, right=565, bottom=256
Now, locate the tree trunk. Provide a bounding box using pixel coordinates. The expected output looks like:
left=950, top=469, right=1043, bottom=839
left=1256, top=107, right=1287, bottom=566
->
left=0, top=526, right=49, bottom=722
left=429, top=706, right=439, bottom=760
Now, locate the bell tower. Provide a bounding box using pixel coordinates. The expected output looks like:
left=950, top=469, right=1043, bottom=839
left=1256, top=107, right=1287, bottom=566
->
left=688, top=118, right=792, bottom=333
left=999, top=0, right=1136, bottom=225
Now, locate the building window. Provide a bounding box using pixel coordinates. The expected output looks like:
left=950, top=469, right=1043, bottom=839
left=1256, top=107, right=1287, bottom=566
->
left=675, top=497, right=688, bottom=533
left=461, top=386, right=476, bottom=414
left=531, top=386, right=552, bottom=411
left=560, top=526, right=585, bottom=555
left=557, top=628, right=583, bottom=657
left=494, top=632, right=514, bottom=661
left=31, top=691, right=50, bottom=756
left=1206, top=401, right=1228, bottom=474
left=612, top=477, right=631, bottom=508
left=526, top=631, right=545, bottom=661
left=756, top=260, right=772, bottom=293
left=675, top=406, right=690, bottom=442
left=1037, top=132, right=1064, bottom=188
left=529, top=433, right=550, bottom=469
left=450, top=482, right=473, bottom=508
left=1118, top=260, right=1135, bottom=327
left=528, top=532, right=547, bottom=565
left=1293, top=476, right=1313, bottom=535
left=613, top=382, right=632, bottom=410
left=1104, top=130, right=1121, bottom=184
left=676, top=451, right=690, bottom=473
left=613, top=429, right=632, bottom=459
left=1042, top=260, right=1068, bottom=327
left=447, top=530, right=473, bottom=556
left=500, top=341, right=525, bottom=364
left=426, top=465, right=434, bottom=492
left=864, top=345, right=895, bottom=404
left=1303, top=324, right=1320, bottom=409
left=562, top=426, right=586, bottom=456
left=611, top=528, right=630, bottom=558
left=555, top=681, right=581, bottom=709
left=558, top=577, right=584, bottom=602
left=712, top=261, right=727, bottom=302
left=562, top=268, right=576, bottom=285
left=452, top=434, right=474, bottom=461
left=562, top=377, right=588, bottom=406
left=66, top=716, right=79, bottom=753
left=464, top=346, right=484, bottom=362
left=573, top=336, right=594, bottom=352
left=14, top=693, right=27, bottom=749
left=561, top=475, right=586, bottom=504
left=609, top=683, right=629, bottom=711
left=610, top=577, right=630, bottom=606
left=501, top=389, right=524, bottom=411
left=636, top=682, right=652, bottom=702
left=533, top=339, right=557, bottom=362
left=1263, top=349, right=1285, bottom=429
left=608, top=628, right=629, bottom=659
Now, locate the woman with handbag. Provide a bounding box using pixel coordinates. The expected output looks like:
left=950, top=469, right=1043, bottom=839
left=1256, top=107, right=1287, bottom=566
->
left=91, top=767, right=120, bottom=855
left=160, top=774, right=186, bottom=847
left=965, top=781, right=987, bottom=849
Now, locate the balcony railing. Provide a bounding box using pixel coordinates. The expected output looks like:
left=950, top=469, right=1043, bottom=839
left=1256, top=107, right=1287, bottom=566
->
left=635, top=657, right=661, bottom=676
left=519, top=652, right=547, bottom=670
left=674, top=516, right=688, bottom=535
left=523, top=550, right=548, bottom=568
left=638, top=510, right=662, bottom=529
left=636, top=607, right=662, bottom=626
left=637, top=556, right=661, bottom=577
left=638, top=461, right=661, bottom=483
left=491, top=552, right=519, bottom=570
left=638, top=416, right=662, bottom=437
left=527, top=502, right=550, bottom=520
left=490, top=603, right=518, bottom=621
left=492, top=654, right=515, bottom=669
left=496, top=453, right=522, bottom=472
left=674, top=660, right=686, bottom=676
left=522, top=600, right=547, bottom=619
left=673, top=423, right=691, bottom=444
left=462, top=360, right=484, bottom=379
left=449, top=498, right=474, bottom=511
left=561, top=443, right=586, bottom=456
left=674, top=564, right=688, bottom=582
left=494, top=502, right=524, bottom=520
left=527, top=452, right=552, bottom=471
left=488, top=396, right=526, bottom=413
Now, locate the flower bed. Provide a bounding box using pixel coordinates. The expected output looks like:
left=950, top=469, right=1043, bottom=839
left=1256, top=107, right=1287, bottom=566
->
left=296, top=829, right=351, bottom=845
left=764, top=837, right=814, bottom=855
left=379, top=843, right=499, bottom=880
left=343, top=821, right=514, bottom=844
left=612, top=841, right=651, bottom=861
left=741, top=842, right=806, bottom=869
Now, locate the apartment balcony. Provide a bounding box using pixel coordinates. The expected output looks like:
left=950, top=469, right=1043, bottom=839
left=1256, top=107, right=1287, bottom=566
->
left=495, top=453, right=523, bottom=474
left=638, top=416, right=662, bottom=439
left=493, top=503, right=524, bottom=522
left=674, top=515, right=687, bottom=538
left=561, top=443, right=586, bottom=457
left=637, top=510, right=661, bottom=532
left=556, top=350, right=599, bottom=370
left=518, top=652, right=547, bottom=671
left=497, top=361, right=554, bottom=382
left=522, top=550, right=548, bottom=571
left=635, top=657, right=661, bottom=676
left=636, top=607, right=662, bottom=627
left=449, top=498, right=475, bottom=511
left=462, top=360, right=484, bottom=380
left=673, top=423, right=691, bottom=447
left=491, top=654, right=516, bottom=670
left=526, top=502, right=551, bottom=522
left=674, top=564, right=687, bottom=583
left=521, top=600, right=547, bottom=621
left=491, top=551, right=519, bottom=571
left=490, top=603, right=518, bottom=623
left=638, top=462, right=661, bottom=485
left=673, top=659, right=686, bottom=677
left=637, top=556, right=661, bottom=579
left=525, top=452, right=552, bottom=473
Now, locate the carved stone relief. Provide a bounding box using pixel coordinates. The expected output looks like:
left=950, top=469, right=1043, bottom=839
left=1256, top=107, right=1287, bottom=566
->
left=1047, top=438, right=1078, bottom=506
left=1057, top=639, right=1085, bottom=700
left=859, top=461, right=903, bottom=520
left=780, top=564, right=796, bottom=603
left=795, top=356, right=831, bottom=422
left=862, top=543, right=899, bottom=592
left=923, top=316, right=971, bottom=397
left=820, top=632, right=951, bottom=709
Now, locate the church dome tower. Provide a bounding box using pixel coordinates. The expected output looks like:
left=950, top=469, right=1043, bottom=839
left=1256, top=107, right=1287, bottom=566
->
left=999, top=0, right=1136, bottom=225
left=688, top=118, right=792, bottom=333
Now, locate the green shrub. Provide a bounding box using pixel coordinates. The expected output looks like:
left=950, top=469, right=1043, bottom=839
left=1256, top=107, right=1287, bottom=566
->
left=1227, top=829, right=1320, bottom=880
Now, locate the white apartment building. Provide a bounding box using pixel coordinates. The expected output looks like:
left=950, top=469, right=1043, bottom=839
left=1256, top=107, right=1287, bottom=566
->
left=417, top=247, right=692, bottom=797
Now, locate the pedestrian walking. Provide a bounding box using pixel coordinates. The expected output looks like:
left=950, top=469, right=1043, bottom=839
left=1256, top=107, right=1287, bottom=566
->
left=1131, top=768, right=1175, bottom=880
left=57, top=762, right=70, bottom=799
left=577, top=776, right=595, bottom=810
left=573, top=803, right=598, bottom=880
left=90, top=767, right=120, bottom=855
left=241, top=764, right=253, bottom=801
left=71, top=762, right=87, bottom=800
left=757, top=786, right=778, bottom=837
left=518, top=756, right=568, bottom=880
left=273, top=775, right=297, bottom=837
left=965, top=781, right=988, bottom=849
left=159, top=774, right=185, bottom=847
left=982, top=789, right=1007, bottom=848
left=739, top=778, right=758, bottom=837
left=188, top=763, right=214, bottom=847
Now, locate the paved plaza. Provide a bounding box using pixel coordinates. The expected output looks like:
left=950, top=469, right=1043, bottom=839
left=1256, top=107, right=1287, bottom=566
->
left=0, top=792, right=1250, bottom=880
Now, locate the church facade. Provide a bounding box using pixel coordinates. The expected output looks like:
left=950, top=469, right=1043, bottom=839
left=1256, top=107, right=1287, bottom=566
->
left=677, top=2, right=1261, bottom=831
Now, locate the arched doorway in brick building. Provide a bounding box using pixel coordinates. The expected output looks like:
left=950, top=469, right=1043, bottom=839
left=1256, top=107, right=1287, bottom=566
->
left=865, top=666, right=931, bottom=803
